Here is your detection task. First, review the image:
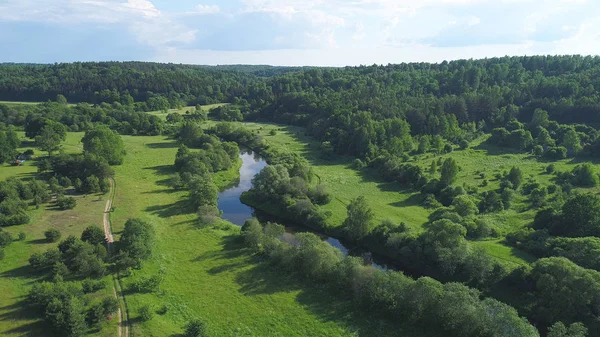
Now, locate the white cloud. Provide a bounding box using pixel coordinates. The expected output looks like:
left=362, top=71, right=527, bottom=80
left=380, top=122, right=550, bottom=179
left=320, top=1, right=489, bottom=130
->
left=2, top=0, right=600, bottom=65
left=193, top=4, right=220, bottom=14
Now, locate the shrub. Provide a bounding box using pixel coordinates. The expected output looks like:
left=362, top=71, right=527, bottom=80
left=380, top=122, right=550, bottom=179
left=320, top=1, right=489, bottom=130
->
left=184, top=319, right=208, bottom=337
left=307, top=184, right=332, bottom=205
left=139, top=304, right=153, bottom=321
left=44, top=228, right=62, bottom=243
left=56, top=196, right=77, bottom=210
left=59, top=176, right=72, bottom=188
left=18, top=231, right=26, bottom=241
left=157, top=304, right=169, bottom=315
left=82, top=279, right=106, bottom=294
left=544, top=146, right=567, bottom=160
left=352, top=158, right=366, bottom=169
left=81, top=226, right=106, bottom=245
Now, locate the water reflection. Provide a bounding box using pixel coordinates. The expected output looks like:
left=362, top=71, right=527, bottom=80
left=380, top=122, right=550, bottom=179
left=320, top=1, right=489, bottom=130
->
left=217, top=151, right=266, bottom=226
left=217, top=151, right=391, bottom=270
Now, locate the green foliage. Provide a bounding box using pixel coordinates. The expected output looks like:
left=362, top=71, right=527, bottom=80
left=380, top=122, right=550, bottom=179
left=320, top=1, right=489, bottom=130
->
left=570, top=163, right=598, bottom=187
left=0, top=128, right=19, bottom=164
left=118, top=218, right=155, bottom=264
left=138, top=304, right=154, bottom=321
left=440, top=158, right=459, bottom=185
left=33, top=120, right=67, bottom=154
left=507, top=167, right=523, bottom=189
left=132, top=271, right=165, bottom=293
left=528, top=257, right=600, bottom=326
left=342, top=196, right=374, bottom=240
left=547, top=322, right=587, bottom=337
left=81, top=176, right=100, bottom=194
left=184, top=319, right=208, bottom=337
left=561, top=129, right=582, bottom=155
left=81, top=125, right=126, bottom=165
left=45, top=228, right=62, bottom=243
left=211, top=105, right=243, bottom=122
left=56, top=196, right=77, bottom=210
left=531, top=109, right=550, bottom=128
left=188, top=174, right=218, bottom=208
left=550, top=194, right=600, bottom=237
left=242, top=219, right=537, bottom=337
left=80, top=225, right=106, bottom=245
left=451, top=195, right=478, bottom=217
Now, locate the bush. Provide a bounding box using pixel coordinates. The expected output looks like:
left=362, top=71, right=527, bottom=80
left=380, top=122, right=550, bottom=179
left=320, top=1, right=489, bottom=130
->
left=44, top=228, right=62, bottom=243
left=157, top=304, right=169, bottom=315
left=544, top=146, right=567, bottom=160
left=139, top=304, right=153, bottom=321
left=81, top=226, right=106, bottom=245
left=352, top=158, right=366, bottom=169
left=18, top=231, right=26, bottom=241
left=82, top=279, right=106, bottom=294
left=184, top=319, right=208, bottom=337
left=307, top=184, right=332, bottom=205
left=59, top=176, right=72, bottom=188
left=56, top=196, right=77, bottom=210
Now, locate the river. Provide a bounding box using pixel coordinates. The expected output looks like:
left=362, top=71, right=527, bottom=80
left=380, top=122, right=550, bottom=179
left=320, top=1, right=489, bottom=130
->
left=218, top=151, right=391, bottom=268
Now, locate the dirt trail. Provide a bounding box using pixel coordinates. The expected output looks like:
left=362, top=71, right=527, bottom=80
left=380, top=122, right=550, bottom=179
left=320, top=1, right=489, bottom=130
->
left=103, top=178, right=129, bottom=337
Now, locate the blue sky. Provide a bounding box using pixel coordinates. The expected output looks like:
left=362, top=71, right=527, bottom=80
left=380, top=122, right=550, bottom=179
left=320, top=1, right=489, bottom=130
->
left=1, top=0, right=599, bottom=66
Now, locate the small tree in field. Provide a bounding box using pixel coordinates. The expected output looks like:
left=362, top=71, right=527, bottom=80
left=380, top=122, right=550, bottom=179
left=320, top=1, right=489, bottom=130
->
left=440, top=158, right=459, bottom=185
left=82, top=126, right=126, bottom=165
left=342, top=196, right=374, bottom=240
left=44, top=228, right=62, bottom=243
left=81, top=226, right=106, bottom=245
left=82, top=176, right=101, bottom=194
left=184, top=319, right=207, bottom=337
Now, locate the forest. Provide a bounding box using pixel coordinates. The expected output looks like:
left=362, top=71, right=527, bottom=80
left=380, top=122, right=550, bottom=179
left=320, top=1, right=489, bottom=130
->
left=2, top=56, right=600, bottom=336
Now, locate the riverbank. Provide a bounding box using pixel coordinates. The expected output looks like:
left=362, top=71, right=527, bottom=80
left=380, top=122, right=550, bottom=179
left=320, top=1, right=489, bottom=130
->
left=109, top=135, right=415, bottom=336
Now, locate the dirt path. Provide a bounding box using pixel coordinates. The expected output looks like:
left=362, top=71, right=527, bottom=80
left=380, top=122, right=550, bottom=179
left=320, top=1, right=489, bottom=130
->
left=103, top=178, right=129, bottom=337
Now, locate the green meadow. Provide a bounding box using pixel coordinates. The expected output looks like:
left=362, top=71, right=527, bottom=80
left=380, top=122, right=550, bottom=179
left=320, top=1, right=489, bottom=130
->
left=146, top=103, right=228, bottom=120
left=0, top=133, right=117, bottom=337
left=1, top=132, right=427, bottom=336
left=206, top=121, right=594, bottom=267
left=107, top=135, right=425, bottom=337
left=2, top=120, right=592, bottom=335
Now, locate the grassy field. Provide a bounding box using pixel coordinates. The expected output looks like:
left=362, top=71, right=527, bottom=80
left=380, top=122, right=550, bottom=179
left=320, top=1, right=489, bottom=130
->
left=146, top=104, right=228, bottom=120
left=0, top=133, right=117, bottom=337
left=0, top=101, right=43, bottom=106
left=205, top=121, right=589, bottom=266
left=0, top=101, right=76, bottom=107
left=108, top=135, right=425, bottom=337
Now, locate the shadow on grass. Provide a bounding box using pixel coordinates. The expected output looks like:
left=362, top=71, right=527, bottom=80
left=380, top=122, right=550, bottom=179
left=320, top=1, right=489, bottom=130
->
left=28, top=238, right=49, bottom=245
left=144, top=165, right=176, bottom=176
left=20, top=140, right=36, bottom=148
left=1, top=265, right=36, bottom=280
left=145, top=141, right=178, bottom=149
left=1, top=321, right=47, bottom=337
left=145, top=199, right=195, bottom=218
left=0, top=298, right=41, bottom=325
left=389, top=193, right=423, bottom=208
left=193, top=234, right=430, bottom=337
left=356, top=167, right=409, bottom=193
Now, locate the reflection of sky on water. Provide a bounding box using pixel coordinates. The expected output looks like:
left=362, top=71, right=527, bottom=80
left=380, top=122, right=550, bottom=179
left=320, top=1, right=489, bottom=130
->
left=217, top=151, right=266, bottom=226
left=217, top=151, right=390, bottom=270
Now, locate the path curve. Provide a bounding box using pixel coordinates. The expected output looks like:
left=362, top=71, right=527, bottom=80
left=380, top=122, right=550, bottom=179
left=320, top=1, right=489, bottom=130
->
left=103, top=178, right=129, bottom=337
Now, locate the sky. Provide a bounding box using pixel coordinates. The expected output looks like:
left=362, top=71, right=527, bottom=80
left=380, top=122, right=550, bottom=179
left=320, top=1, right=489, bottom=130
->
left=1, top=0, right=599, bottom=66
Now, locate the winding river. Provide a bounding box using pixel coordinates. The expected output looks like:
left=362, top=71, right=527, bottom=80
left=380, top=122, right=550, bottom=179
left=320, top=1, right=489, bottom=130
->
left=217, top=151, right=352, bottom=255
